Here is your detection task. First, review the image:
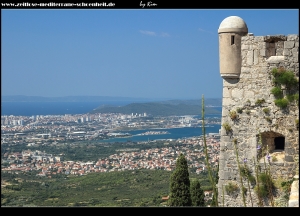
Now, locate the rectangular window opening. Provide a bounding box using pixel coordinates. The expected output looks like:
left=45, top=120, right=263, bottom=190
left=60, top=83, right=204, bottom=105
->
left=231, top=35, right=235, bottom=45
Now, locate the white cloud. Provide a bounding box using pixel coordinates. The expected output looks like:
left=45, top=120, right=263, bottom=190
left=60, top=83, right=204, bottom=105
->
left=140, top=30, right=171, bottom=37
left=140, top=30, right=157, bottom=36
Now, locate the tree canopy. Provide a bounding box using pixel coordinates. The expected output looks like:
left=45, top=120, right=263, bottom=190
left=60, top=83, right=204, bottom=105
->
left=190, top=179, right=205, bottom=206
left=168, top=153, right=192, bottom=206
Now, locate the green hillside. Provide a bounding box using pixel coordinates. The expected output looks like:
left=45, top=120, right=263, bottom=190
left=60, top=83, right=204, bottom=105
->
left=1, top=169, right=211, bottom=207
left=89, top=100, right=221, bottom=116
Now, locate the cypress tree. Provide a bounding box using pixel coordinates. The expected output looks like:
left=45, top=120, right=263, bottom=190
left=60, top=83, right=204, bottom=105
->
left=190, top=179, right=205, bottom=206
left=168, top=153, right=192, bottom=206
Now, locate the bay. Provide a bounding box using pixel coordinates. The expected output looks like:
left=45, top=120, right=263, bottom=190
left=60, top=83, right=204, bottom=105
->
left=1, top=102, right=222, bottom=117
left=99, top=125, right=221, bottom=143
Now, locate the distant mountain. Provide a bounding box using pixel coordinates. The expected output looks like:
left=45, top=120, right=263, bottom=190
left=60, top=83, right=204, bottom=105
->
left=155, top=98, right=222, bottom=107
left=89, top=99, right=222, bottom=116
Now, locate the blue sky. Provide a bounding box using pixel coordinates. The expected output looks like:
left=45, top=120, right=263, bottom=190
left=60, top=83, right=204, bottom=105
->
left=2, top=9, right=299, bottom=100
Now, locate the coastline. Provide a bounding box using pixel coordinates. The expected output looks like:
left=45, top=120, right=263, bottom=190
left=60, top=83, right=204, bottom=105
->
left=99, top=125, right=221, bottom=143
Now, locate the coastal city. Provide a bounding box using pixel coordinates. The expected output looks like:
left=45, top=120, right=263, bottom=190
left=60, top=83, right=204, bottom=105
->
left=1, top=112, right=220, bottom=142
left=1, top=112, right=221, bottom=177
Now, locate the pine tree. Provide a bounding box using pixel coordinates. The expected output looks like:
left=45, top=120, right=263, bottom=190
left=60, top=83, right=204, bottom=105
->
left=168, top=153, right=192, bottom=206
left=190, top=179, right=205, bottom=206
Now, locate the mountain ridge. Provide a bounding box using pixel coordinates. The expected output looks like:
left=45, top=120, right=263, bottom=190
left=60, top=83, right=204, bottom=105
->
left=89, top=100, right=222, bottom=116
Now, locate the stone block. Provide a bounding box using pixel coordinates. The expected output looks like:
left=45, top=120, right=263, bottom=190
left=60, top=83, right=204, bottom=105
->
left=222, top=109, right=229, bottom=117
left=264, top=35, right=287, bottom=42
left=285, top=148, right=295, bottom=155
left=260, top=49, right=267, bottom=57
left=225, top=143, right=234, bottom=150
left=254, top=50, right=259, bottom=65
left=239, top=142, right=248, bottom=150
left=251, top=136, right=257, bottom=146
left=293, top=57, right=298, bottom=63
left=218, top=170, right=224, bottom=179
left=247, top=50, right=253, bottom=65
left=232, top=89, right=244, bottom=99
left=266, top=56, right=284, bottom=63
left=288, top=200, right=299, bottom=207
left=261, top=66, right=269, bottom=73
left=219, top=159, right=225, bottom=166
left=292, top=48, right=298, bottom=57
left=287, top=34, right=298, bottom=41
left=240, top=73, right=251, bottom=79
left=223, top=98, right=234, bottom=106
left=283, top=49, right=291, bottom=56
left=276, top=41, right=284, bottom=48
left=223, top=87, right=230, bottom=98
left=241, top=67, right=251, bottom=73
left=276, top=48, right=283, bottom=56
left=241, top=44, right=248, bottom=50
left=269, top=43, right=275, bottom=48
left=254, top=36, right=264, bottom=42
left=221, top=136, right=232, bottom=143
left=223, top=171, right=232, bottom=180
left=222, top=152, right=232, bottom=161
left=250, top=148, right=257, bottom=159
left=285, top=155, right=294, bottom=162
left=259, top=42, right=267, bottom=49
left=284, top=41, right=295, bottom=49
left=220, top=129, right=228, bottom=136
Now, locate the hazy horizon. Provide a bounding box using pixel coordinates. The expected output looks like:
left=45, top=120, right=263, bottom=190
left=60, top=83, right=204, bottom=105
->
left=2, top=94, right=222, bottom=101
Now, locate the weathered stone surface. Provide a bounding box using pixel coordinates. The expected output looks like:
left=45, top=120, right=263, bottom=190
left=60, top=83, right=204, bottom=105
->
left=266, top=56, right=284, bottom=63
left=241, top=44, right=248, bottom=50
left=223, top=87, right=231, bottom=98
left=244, top=90, right=254, bottom=99
left=289, top=200, right=299, bottom=207
left=285, top=156, right=294, bottom=162
left=241, top=67, right=251, bottom=73
left=284, top=41, right=295, bottom=49
left=254, top=50, right=259, bottom=65
left=254, top=36, right=264, bottom=42
left=292, top=48, right=298, bottom=57
left=283, top=49, right=291, bottom=56
left=247, top=50, right=253, bottom=65
left=264, top=35, right=287, bottom=42
left=285, top=148, right=295, bottom=155
left=289, top=179, right=299, bottom=207
left=223, top=171, right=233, bottom=180
left=232, top=89, right=244, bottom=99
left=260, top=49, right=267, bottom=57
left=223, top=98, right=234, bottom=106
left=221, top=136, right=232, bottom=143
left=287, top=34, right=298, bottom=41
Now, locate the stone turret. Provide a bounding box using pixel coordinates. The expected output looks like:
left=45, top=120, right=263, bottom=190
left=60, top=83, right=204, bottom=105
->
left=218, top=16, right=248, bottom=78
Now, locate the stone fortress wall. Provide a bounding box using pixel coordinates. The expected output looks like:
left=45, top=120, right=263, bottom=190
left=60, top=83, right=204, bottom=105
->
left=217, top=16, right=299, bottom=207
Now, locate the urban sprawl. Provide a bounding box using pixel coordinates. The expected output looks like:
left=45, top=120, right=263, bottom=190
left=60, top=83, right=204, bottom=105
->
left=1, top=112, right=221, bottom=177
